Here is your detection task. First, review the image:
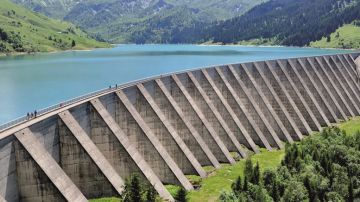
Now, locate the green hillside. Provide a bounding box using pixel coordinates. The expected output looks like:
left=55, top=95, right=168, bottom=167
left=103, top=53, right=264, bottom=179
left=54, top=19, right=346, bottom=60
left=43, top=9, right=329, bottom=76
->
left=310, top=22, right=360, bottom=49
left=0, top=0, right=109, bottom=54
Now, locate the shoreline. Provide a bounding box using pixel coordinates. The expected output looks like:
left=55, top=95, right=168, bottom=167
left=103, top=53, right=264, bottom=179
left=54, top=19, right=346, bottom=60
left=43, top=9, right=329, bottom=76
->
left=198, top=41, right=359, bottom=51
left=0, top=44, right=357, bottom=58
left=0, top=46, right=113, bottom=58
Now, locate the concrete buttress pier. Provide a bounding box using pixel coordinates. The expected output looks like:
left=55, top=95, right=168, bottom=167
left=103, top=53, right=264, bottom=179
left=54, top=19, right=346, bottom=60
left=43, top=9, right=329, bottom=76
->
left=0, top=53, right=359, bottom=201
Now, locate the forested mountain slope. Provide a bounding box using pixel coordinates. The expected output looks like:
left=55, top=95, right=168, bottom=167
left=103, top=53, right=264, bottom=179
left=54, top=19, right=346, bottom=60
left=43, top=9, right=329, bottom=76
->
left=202, top=0, right=360, bottom=46
left=12, top=0, right=266, bottom=43
left=0, top=0, right=109, bottom=53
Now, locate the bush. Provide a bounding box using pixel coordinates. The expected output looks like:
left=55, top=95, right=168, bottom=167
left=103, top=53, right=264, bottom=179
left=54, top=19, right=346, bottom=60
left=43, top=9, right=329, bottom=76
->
left=0, top=42, right=7, bottom=52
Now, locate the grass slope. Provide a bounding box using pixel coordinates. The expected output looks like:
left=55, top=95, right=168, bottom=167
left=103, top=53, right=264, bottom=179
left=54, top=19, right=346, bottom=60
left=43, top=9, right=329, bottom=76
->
left=89, top=197, right=120, bottom=202
left=186, top=149, right=284, bottom=202
left=0, top=0, right=109, bottom=53
left=310, top=22, right=360, bottom=49
left=337, top=116, right=360, bottom=135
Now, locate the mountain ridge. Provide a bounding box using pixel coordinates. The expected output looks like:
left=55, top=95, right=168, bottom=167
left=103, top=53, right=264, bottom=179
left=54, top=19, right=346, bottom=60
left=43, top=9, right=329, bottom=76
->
left=12, top=0, right=266, bottom=43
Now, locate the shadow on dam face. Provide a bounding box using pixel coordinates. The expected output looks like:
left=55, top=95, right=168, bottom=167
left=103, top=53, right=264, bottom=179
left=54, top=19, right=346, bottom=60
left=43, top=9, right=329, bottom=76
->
left=0, top=52, right=359, bottom=202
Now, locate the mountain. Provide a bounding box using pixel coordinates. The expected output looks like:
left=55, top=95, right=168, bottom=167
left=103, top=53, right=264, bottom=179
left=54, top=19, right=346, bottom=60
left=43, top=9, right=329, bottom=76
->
left=0, top=0, right=109, bottom=53
left=201, top=0, right=360, bottom=46
left=12, top=0, right=266, bottom=43
left=11, top=0, right=358, bottom=48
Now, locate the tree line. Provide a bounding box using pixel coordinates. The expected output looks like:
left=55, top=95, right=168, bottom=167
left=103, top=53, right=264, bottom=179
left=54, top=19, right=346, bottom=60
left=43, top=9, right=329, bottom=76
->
left=220, top=127, right=360, bottom=202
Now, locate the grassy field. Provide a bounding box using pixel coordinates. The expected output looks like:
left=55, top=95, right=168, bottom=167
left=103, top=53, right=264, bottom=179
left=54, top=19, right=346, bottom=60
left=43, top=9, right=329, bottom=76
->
left=91, top=116, right=360, bottom=202
left=337, top=116, right=360, bottom=135
left=310, top=22, right=360, bottom=49
left=186, top=149, right=284, bottom=202
left=0, top=0, right=110, bottom=53
left=89, top=197, right=120, bottom=202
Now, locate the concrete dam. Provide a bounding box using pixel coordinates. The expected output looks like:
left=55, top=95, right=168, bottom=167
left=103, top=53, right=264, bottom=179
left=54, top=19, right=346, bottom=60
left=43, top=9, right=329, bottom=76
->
left=1, top=53, right=360, bottom=201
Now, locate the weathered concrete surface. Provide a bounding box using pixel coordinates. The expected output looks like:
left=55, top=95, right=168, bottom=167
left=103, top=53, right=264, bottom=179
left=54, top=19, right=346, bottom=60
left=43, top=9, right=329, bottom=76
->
left=323, top=56, right=354, bottom=117
left=334, top=55, right=360, bottom=114
left=200, top=69, right=259, bottom=153
left=266, top=60, right=322, bottom=131
left=282, top=59, right=336, bottom=123
left=0, top=136, right=18, bottom=202
left=299, top=57, right=347, bottom=123
left=59, top=110, right=124, bottom=195
left=172, top=74, right=235, bottom=164
left=160, top=75, right=231, bottom=163
left=207, top=67, right=269, bottom=150
left=187, top=72, right=247, bottom=158
left=240, top=63, right=300, bottom=141
left=259, top=61, right=314, bottom=135
left=329, top=55, right=360, bottom=115
left=216, top=67, right=274, bottom=149
left=276, top=60, right=330, bottom=127
left=90, top=98, right=174, bottom=201
left=355, top=56, right=360, bottom=84
left=291, top=58, right=343, bottom=122
left=344, top=55, right=360, bottom=85
left=334, top=55, right=360, bottom=103
left=116, top=90, right=193, bottom=190
left=138, top=84, right=207, bottom=177
left=230, top=64, right=288, bottom=145
left=58, top=106, right=117, bottom=199
left=153, top=79, right=220, bottom=168
left=122, top=85, right=199, bottom=176
left=15, top=128, right=86, bottom=202
left=0, top=53, right=359, bottom=201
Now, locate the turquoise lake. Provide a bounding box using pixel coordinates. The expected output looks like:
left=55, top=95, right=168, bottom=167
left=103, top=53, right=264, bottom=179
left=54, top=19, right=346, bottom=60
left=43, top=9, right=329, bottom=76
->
left=0, top=44, right=354, bottom=124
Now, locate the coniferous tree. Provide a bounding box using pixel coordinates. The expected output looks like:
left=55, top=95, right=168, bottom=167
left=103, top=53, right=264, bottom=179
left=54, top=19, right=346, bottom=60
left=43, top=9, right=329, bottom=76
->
left=122, top=174, right=142, bottom=202
left=272, top=180, right=280, bottom=202
left=243, top=176, right=249, bottom=192
left=251, top=162, right=260, bottom=185
left=283, top=181, right=309, bottom=202
left=130, top=175, right=141, bottom=202
left=231, top=176, right=242, bottom=195
left=348, top=178, right=354, bottom=202
left=175, top=187, right=187, bottom=202
left=71, top=40, right=76, bottom=47
left=244, top=158, right=253, bottom=181
left=145, top=184, right=157, bottom=202
left=263, top=169, right=276, bottom=188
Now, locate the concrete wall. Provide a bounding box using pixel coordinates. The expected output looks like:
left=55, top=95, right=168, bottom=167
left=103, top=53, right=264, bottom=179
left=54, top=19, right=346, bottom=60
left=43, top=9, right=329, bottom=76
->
left=0, top=53, right=359, bottom=202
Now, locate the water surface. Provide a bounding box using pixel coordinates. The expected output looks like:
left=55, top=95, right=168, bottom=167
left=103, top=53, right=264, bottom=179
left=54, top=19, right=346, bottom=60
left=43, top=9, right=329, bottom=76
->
left=0, top=44, right=353, bottom=124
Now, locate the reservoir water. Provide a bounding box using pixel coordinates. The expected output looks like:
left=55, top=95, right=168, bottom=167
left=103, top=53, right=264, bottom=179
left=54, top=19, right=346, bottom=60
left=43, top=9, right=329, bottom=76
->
left=0, top=44, right=354, bottom=124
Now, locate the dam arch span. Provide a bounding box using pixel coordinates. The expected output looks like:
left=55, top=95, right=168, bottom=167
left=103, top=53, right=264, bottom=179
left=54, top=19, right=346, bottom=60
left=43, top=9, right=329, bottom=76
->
left=0, top=53, right=359, bottom=201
